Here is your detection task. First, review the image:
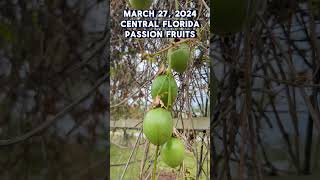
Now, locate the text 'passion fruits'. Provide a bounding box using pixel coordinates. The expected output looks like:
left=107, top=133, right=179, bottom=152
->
left=143, top=108, right=173, bottom=145
left=161, top=137, right=185, bottom=168
left=167, top=43, right=190, bottom=73
left=211, top=0, right=248, bottom=35
left=129, top=0, right=153, bottom=10
left=151, top=74, right=178, bottom=108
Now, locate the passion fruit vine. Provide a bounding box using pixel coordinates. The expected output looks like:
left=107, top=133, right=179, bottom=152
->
left=129, top=0, right=153, bottom=10
left=211, top=0, right=248, bottom=35
left=143, top=40, right=190, bottom=179
left=151, top=74, right=178, bottom=108
left=143, top=108, right=173, bottom=146
left=161, top=137, right=185, bottom=168
left=167, top=43, right=190, bottom=73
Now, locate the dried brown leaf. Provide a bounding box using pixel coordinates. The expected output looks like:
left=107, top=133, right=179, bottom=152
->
left=154, top=64, right=166, bottom=78
left=151, top=95, right=165, bottom=108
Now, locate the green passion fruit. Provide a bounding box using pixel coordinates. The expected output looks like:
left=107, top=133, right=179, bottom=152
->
left=143, top=108, right=173, bottom=145
left=129, top=0, right=153, bottom=10
left=161, top=138, right=185, bottom=168
left=167, top=43, right=190, bottom=73
left=151, top=75, right=178, bottom=107
left=211, top=0, right=248, bottom=35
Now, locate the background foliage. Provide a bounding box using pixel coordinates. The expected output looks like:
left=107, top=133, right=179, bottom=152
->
left=0, top=1, right=108, bottom=179
left=211, top=0, right=320, bottom=179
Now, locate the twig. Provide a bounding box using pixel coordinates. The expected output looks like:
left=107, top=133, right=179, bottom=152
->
left=152, top=145, right=159, bottom=180
left=0, top=75, right=108, bottom=146
left=111, top=160, right=143, bottom=167
left=200, top=0, right=209, bottom=12
left=120, top=129, right=142, bottom=180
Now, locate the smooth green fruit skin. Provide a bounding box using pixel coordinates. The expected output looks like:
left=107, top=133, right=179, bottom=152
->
left=161, top=138, right=185, bottom=168
left=168, top=44, right=190, bottom=73
left=143, top=108, right=173, bottom=145
left=129, top=0, right=153, bottom=10
left=151, top=75, right=178, bottom=107
left=211, top=0, right=247, bottom=35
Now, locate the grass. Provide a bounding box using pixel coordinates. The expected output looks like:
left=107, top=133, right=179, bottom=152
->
left=264, top=172, right=320, bottom=180
left=110, top=132, right=210, bottom=180
left=0, top=142, right=107, bottom=180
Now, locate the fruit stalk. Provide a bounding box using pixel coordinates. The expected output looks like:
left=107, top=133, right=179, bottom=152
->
left=166, top=61, right=173, bottom=108
left=167, top=73, right=172, bottom=109
left=167, top=54, right=172, bottom=74
left=152, top=145, right=160, bottom=180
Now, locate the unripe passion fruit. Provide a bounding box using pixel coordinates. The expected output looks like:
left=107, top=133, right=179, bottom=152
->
left=167, top=43, right=190, bottom=73
left=151, top=75, right=178, bottom=108
left=143, top=108, right=173, bottom=145
left=211, top=0, right=248, bottom=35
left=161, top=138, right=185, bottom=168
left=129, top=0, right=153, bottom=10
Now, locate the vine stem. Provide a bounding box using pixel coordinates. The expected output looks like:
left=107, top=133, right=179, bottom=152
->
left=152, top=145, right=160, bottom=180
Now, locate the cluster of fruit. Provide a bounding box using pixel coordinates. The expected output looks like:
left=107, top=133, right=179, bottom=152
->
left=211, top=0, right=248, bottom=35
left=143, top=41, right=191, bottom=169
left=129, top=0, right=153, bottom=10
left=127, top=0, right=191, bottom=172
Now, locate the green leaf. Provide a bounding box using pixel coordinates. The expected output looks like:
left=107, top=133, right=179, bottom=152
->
left=0, top=22, right=15, bottom=43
